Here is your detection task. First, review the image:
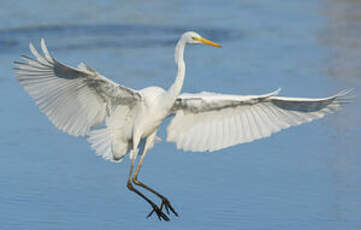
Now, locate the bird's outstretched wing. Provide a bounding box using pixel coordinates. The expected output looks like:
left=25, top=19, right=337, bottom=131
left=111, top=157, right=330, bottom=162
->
left=167, top=89, right=351, bottom=152
left=14, top=39, right=141, bottom=136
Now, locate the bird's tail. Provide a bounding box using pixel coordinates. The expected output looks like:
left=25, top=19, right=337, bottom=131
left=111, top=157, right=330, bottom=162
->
left=87, top=128, right=129, bottom=163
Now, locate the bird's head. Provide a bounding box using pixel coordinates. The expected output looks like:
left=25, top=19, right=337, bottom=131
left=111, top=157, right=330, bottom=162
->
left=182, top=31, right=221, bottom=47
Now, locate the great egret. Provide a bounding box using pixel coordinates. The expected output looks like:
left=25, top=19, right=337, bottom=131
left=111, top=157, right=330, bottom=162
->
left=14, top=31, right=350, bottom=221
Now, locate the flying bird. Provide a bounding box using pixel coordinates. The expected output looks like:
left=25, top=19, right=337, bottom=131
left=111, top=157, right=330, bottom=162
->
left=14, top=31, right=351, bottom=221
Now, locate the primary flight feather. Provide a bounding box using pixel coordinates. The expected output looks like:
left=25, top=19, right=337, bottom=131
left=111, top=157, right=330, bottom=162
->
left=14, top=31, right=351, bottom=221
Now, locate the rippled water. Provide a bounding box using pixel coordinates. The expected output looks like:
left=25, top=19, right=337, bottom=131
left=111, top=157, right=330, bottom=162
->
left=1, top=0, right=360, bottom=229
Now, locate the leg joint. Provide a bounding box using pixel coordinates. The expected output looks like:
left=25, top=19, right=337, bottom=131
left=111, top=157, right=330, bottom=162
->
left=132, top=176, right=141, bottom=185
left=127, top=180, right=134, bottom=190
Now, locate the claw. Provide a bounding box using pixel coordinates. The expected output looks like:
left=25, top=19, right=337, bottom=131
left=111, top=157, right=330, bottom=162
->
left=160, top=198, right=178, bottom=217
left=159, top=200, right=170, bottom=215
left=164, top=202, right=170, bottom=214
left=147, top=203, right=170, bottom=221
left=147, top=209, right=155, bottom=218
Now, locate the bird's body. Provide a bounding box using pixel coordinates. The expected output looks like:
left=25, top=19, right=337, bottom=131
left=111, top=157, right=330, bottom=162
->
left=14, top=31, right=351, bottom=221
left=87, top=85, right=169, bottom=161
left=137, top=86, right=168, bottom=137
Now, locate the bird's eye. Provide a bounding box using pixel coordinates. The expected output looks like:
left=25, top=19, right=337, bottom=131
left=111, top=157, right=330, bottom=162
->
left=191, top=36, right=197, bottom=40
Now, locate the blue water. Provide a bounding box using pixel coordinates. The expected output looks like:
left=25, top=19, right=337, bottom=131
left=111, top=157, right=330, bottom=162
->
left=1, top=0, right=360, bottom=229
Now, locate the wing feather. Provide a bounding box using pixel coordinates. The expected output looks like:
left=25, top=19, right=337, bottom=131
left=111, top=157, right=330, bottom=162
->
left=167, top=89, right=352, bottom=152
left=14, top=38, right=141, bottom=136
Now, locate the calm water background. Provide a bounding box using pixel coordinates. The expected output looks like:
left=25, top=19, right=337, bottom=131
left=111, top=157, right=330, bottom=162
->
left=1, top=0, right=360, bottom=229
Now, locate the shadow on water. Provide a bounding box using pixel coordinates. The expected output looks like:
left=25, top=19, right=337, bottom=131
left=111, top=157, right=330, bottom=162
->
left=0, top=24, right=243, bottom=53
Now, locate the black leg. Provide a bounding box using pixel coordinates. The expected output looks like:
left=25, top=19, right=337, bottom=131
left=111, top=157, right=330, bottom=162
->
left=133, top=177, right=178, bottom=217
left=127, top=157, right=170, bottom=221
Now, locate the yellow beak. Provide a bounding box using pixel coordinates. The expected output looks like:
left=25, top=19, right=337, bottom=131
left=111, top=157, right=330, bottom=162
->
left=199, top=37, right=222, bottom=47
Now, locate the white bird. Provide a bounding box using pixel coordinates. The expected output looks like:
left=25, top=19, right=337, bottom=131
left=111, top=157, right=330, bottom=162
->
left=14, top=31, right=351, bottom=221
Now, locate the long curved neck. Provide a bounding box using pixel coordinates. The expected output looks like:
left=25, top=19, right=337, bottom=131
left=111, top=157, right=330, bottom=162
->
left=167, top=38, right=186, bottom=100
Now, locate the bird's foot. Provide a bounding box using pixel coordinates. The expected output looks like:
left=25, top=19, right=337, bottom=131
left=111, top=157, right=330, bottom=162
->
left=160, top=197, right=178, bottom=217
left=147, top=203, right=170, bottom=221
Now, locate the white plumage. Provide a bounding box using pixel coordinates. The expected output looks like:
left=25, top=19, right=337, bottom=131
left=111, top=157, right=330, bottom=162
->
left=168, top=89, right=351, bottom=152
left=15, top=39, right=140, bottom=137
left=13, top=32, right=351, bottom=221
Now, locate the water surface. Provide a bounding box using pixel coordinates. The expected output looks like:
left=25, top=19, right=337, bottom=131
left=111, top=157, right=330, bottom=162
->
left=0, top=0, right=360, bottom=229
